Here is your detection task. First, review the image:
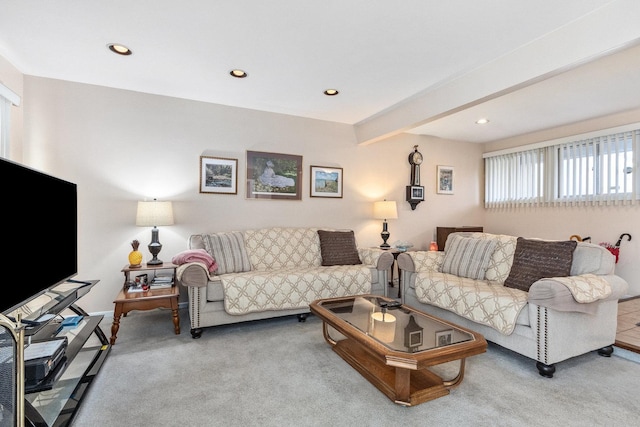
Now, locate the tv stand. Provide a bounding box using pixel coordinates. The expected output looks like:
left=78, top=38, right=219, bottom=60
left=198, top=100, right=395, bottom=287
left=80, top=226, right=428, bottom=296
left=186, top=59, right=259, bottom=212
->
left=66, top=278, right=93, bottom=287
left=8, top=280, right=110, bottom=427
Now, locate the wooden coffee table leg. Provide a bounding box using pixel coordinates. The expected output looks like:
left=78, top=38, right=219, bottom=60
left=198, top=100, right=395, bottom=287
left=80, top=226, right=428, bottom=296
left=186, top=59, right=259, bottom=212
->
left=321, top=322, right=338, bottom=346
left=395, top=367, right=411, bottom=405
left=442, top=358, right=466, bottom=388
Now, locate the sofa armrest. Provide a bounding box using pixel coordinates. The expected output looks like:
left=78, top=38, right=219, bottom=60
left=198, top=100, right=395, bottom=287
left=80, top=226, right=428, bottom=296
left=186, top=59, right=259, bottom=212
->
left=396, top=251, right=443, bottom=273
left=358, top=247, right=394, bottom=270
left=528, top=274, right=629, bottom=313
left=176, top=262, right=211, bottom=288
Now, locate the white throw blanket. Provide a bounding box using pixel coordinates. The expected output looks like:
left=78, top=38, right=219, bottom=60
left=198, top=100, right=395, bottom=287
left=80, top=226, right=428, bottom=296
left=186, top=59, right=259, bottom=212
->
left=221, top=265, right=372, bottom=315
left=540, top=273, right=612, bottom=303
left=414, top=271, right=529, bottom=335
left=414, top=272, right=613, bottom=335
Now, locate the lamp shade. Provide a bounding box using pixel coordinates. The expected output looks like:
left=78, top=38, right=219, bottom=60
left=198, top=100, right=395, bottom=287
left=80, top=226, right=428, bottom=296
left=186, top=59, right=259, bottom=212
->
left=373, top=200, right=398, bottom=220
left=136, top=200, right=174, bottom=227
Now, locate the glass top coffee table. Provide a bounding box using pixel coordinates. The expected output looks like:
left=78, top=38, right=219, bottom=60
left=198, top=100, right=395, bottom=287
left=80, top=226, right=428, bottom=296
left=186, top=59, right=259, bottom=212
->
left=309, top=294, right=486, bottom=406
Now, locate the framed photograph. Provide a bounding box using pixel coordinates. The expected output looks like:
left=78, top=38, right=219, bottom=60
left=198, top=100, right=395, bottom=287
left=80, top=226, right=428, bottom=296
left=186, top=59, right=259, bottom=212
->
left=310, top=166, right=343, bottom=198
left=437, top=165, right=454, bottom=194
left=246, top=151, right=302, bottom=200
left=435, top=329, right=453, bottom=347
left=200, top=156, right=238, bottom=194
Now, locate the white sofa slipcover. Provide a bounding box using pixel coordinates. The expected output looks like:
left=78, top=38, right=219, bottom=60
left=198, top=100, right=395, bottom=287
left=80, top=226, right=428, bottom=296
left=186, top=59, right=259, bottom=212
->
left=397, top=232, right=629, bottom=377
left=177, top=227, right=393, bottom=338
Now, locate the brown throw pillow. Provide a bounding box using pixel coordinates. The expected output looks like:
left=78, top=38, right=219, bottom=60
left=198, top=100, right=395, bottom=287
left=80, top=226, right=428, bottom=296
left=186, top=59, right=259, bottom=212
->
left=317, top=230, right=362, bottom=266
left=504, top=238, right=577, bottom=292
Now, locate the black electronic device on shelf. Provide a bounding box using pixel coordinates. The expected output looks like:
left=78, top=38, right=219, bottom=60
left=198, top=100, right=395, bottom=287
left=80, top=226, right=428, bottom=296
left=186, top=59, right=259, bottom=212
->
left=24, top=337, right=68, bottom=391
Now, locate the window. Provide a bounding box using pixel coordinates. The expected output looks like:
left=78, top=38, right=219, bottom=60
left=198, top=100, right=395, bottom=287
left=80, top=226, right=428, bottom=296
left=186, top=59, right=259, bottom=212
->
left=485, top=127, right=639, bottom=208
left=0, top=82, right=21, bottom=159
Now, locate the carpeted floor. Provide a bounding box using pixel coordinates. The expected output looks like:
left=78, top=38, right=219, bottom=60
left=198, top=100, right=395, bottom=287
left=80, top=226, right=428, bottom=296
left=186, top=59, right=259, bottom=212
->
left=71, top=307, right=638, bottom=427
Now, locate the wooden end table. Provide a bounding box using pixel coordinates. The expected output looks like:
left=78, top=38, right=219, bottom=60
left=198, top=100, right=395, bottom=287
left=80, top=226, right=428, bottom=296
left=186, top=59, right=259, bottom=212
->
left=110, top=263, right=180, bottom=344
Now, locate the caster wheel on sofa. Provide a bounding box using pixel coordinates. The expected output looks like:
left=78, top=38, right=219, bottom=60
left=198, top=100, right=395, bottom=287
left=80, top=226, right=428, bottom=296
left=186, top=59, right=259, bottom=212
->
left=191, top=328, right=203, bottom=339
left=536, top=361, right=556, bottom=378
left=297, top=313, right=308, bottom=322
left=598, top=345, right=613, bottom=357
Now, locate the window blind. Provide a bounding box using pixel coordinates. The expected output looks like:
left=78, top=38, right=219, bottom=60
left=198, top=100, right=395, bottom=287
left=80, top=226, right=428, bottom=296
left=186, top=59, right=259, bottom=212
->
left=485, top=128, right=639, bottom=208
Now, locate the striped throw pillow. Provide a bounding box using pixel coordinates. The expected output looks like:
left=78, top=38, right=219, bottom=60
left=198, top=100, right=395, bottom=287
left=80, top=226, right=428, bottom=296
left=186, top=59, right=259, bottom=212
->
left=202, top=232, right=252, bottom=275
left=441, top=234, right=498, bottom=280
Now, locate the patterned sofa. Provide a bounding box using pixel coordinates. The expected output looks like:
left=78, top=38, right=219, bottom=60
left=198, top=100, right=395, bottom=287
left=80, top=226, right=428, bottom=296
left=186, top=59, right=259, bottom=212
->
left=397, top=232, right=629, bottom=377
left=177, top=227, right=393, bottom=338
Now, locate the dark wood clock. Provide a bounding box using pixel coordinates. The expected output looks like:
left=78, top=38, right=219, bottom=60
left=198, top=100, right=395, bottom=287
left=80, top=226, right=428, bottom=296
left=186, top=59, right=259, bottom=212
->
left=406, top=145, right=424, bottom=210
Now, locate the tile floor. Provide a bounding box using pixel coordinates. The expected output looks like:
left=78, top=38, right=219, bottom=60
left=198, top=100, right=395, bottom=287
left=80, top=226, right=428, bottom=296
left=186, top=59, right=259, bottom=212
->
left=616, top=296, right=640, bottom=353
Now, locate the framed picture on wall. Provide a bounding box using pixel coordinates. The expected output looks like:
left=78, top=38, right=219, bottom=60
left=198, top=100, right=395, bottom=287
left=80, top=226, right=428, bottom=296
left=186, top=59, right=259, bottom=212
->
left=199, top=156, right=238, bottom=194
left=310, top=165, right=343, bottom=198
left=437, top=165, right=454, bottom=195
left=246, top=150, right=303, bottom=200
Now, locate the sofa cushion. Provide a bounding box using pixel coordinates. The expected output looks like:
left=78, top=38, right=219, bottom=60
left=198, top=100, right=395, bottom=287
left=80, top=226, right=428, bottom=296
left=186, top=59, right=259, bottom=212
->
left=504, top=238, right=577, bottom=292
left=202, top=232, right=252, bottom=274
left=317, top=230, right=362, bottom=266
left=441, top=234, right=497, bottom=280
left=245, top=228, right=321, bottom=270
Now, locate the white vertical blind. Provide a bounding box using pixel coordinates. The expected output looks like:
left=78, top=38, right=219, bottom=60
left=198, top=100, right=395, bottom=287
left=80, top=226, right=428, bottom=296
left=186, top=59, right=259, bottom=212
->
left=485, top=129, right=639, bottom=208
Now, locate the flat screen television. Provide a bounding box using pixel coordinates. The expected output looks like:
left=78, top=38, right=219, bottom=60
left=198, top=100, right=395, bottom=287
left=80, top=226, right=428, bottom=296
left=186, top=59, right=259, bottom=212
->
left=1, top=158, right=78, bottom=315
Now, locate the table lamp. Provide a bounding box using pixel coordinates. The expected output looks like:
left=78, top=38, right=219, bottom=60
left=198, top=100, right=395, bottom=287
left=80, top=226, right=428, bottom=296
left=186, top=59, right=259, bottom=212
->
left=136, top=199, right=174, bottom=265
left=373, top=200, right=398, bottom=248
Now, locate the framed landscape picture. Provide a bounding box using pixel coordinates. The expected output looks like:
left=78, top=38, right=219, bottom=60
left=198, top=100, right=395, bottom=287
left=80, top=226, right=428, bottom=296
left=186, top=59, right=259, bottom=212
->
left=310, top=166, right=343, bottom=198
left=246, top=150, right=302, bottom=200
left=200, top=156, right=238, bottom=194
left=437, top=165, right=454, bottom=194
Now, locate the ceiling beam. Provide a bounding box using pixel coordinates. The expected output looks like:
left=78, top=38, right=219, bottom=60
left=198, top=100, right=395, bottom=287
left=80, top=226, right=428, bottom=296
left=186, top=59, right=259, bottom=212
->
left=354, top=0, right=640, bottom=145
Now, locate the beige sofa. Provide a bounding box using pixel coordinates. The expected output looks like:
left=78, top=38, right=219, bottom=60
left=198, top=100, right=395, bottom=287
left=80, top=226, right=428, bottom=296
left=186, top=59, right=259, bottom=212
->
left=177, top=227, right=393, bottom=338
left=397, top=232, right=629, bottom=377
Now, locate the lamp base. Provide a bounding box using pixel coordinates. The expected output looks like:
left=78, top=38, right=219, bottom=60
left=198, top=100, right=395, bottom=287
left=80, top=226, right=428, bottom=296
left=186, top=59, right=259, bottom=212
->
left=148, top=229, right=163, bottom=265
left=380, top=222, right=391, bottom=249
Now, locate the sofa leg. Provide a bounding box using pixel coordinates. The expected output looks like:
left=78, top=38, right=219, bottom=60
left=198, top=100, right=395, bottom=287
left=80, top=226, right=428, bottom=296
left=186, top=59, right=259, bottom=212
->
left=190, top=328, right=203, bottom=339
left=597, top=345, right=613, bottom=357
left=297, top=313, right=308, bottom=322
left=536, top=361, right=555, bottom=378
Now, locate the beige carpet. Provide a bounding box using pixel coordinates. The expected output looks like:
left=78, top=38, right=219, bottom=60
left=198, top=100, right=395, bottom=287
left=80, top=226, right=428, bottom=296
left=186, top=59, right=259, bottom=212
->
left=71, top=307, right=638, bottom=427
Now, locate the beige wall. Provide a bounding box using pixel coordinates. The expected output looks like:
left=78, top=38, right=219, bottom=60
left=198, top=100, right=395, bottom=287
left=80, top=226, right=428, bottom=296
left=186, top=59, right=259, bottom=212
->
left=3, top=56, right=638, bottom=314
left=14, top=75, right=483, bottom=313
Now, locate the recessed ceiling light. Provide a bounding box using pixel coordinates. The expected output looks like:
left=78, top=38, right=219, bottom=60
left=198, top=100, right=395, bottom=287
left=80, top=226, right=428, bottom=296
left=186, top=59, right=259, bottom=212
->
left=324, top=89, right=339, bottom=96
left=107, top=43, right=132, bottom=56
left=230, top=69, right=248, bottom=78
left=476, top=118, right=490, bottom=125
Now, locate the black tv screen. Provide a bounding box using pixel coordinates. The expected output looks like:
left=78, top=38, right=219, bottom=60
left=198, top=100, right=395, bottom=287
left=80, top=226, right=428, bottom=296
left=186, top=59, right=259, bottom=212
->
left=1, top=158, right=78, bottom=314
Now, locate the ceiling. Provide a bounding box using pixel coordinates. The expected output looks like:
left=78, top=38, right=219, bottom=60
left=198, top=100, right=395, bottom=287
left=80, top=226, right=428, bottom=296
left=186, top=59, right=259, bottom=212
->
left=1, top=1, right=640, bottom=145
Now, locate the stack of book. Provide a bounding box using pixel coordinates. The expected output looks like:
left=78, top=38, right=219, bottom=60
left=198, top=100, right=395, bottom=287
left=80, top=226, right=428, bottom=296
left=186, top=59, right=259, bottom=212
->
left=151, top=273, right=174, bottom=288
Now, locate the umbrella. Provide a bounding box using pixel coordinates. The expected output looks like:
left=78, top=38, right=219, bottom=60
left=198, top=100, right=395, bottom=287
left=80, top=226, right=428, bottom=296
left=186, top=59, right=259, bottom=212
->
left=599, top=233, right=632, bottom=263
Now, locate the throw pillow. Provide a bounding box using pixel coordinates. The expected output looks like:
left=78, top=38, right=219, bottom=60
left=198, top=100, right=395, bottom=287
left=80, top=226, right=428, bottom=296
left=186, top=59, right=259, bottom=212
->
left=201, top=232, right=252, bottom=275
left=503, top=238, right=577, bottom=292
left=440, top=234, right=498, bottom=280
left=317, top=230, right=362, bottom=266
